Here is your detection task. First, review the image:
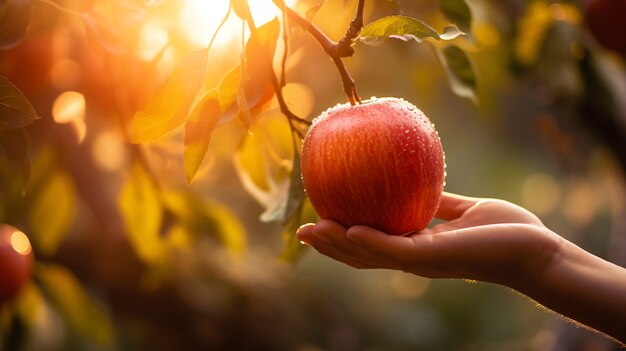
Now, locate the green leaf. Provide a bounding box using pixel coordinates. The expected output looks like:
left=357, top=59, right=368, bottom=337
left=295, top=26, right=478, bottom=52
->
left=439, top=0, right=472, bottom=35
left=360, top=15, right=445, bottom=45
left=28, top=169, right=77, bottom=256
left=281, top=151, right=304, bottom=224
left=435, top=44, right=477, bottom=103
left=184, top=90, right=221, bottom=183
left=0, top=1, right=33, bottom=50
left=37, top=263, right=115, bottom=345
left=440, top=24, right=465, bottom=41
left=0, top=127, right=30, bottom=186
left=279, top=198, right=317, bottom=263
left=119, top=161, right=163, bottom=264
left=130, top=49, right=208, bottom=143
left=0, top=76, right=39, bottom=131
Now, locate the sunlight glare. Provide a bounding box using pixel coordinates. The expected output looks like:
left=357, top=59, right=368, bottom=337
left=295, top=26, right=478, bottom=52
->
left=179, top=0, right=294, bottom=47
left=139, top=20, right=169, bottom=61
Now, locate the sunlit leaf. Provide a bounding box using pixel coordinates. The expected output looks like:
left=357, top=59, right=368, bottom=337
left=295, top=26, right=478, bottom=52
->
left=360, top=15, right=462, bottom=45
left=205, top=199, right=247, bottom=255
left=515, top=2, right=552, bottom=66
left=0, top=76, right=39, bottom=131
left=238, top=18, right=279, bottom=125
left=305, top=0, right=326, bottom=21
left=218, top=66, right=240, bottom=109
left=130, top=49, right=208, bottom=143
left=230, top=0, right=250, bottom=20
left=162, top=191, right=246, bottom=255
left=28, top=169, right=77, bottom=256
left=233, top=116, right=294, bottom=222
left=0, top=0, right=33, bottom=49
left=237, top=64, right=252, bottom=128
left=435, top=44, right=477, bottom=103
left=119, top=161, right=163, bottom=264
left=0, top=128, right=30, bottom=186
left=440, top=24, right=465, bottom=41
left=37, top=263, right=115, bottom=345
left=439, top=0, right=473, bottom=35
left=184, top=90, right=221, bottom=183
left=14, top=283, right=44, bottom=329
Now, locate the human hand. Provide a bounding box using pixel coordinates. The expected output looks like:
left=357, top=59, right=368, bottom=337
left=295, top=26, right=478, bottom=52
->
left=297, top=192, right=563, bottom=288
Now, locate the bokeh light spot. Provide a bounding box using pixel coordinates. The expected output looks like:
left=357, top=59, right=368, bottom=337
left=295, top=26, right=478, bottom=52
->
left=92, top=130, right=128, bottom=172
left=522, top=173, right=561, bottom=215
left=10, top=230, right=32, bottom=256
left=52, top=91, right=86, bottom=124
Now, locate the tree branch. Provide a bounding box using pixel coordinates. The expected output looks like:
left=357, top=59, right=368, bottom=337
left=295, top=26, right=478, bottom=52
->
left=271, top=0, right=362, bottom=105
left=237, top=0, right=311, bottom=136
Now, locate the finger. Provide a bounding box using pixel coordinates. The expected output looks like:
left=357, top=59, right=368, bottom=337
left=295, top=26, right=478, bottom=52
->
left=296, top=223, right=316, bottom=245
left=345, top=225, right=433, bottom=270
left=310, top=220, right=389, bottom=266
left=435, top=192, right=479, bottom=221
left=298, top=221, right=380, bottom=269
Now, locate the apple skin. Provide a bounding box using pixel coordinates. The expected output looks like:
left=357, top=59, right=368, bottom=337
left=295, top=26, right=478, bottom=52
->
left=585, top=0, right=626, bottom=57
left=301, top=97, right=445, bottom=236
left=0, top=224, right=33, bottom=303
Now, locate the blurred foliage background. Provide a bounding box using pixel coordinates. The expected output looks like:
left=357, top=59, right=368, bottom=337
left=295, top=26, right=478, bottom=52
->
left=0, top=0, right=625, bottom=350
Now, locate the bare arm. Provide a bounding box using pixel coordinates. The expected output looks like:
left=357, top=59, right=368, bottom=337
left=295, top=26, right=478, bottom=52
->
left=297, top=192, right=626, bottom=345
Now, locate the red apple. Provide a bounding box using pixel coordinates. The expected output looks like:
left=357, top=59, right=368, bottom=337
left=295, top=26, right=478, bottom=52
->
left=301, top=97, right=445, bottom=235
left=0, top=224, right=33, bottom=303
left=585, top=0, right=626, bottom=57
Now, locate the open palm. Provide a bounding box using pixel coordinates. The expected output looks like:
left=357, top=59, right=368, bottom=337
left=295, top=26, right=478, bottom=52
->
left=297, top=192, right=563, bottom=286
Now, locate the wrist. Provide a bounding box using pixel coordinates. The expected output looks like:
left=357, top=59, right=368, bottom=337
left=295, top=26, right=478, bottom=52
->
left=506, top=226, right=566, bottom=293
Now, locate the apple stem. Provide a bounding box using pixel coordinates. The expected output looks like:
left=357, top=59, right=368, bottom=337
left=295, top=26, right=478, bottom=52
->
left=271, top=0, right=363, bottom=105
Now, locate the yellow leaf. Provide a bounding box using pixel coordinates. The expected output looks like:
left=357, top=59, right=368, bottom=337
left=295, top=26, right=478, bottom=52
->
left=28, top=169, right=77, bottom=256
left=37, top=263, right=115, bottom=345
left=515, top=1, right=552, bottom=66
left=184, top=90, right=221, bottom=183
left=204, top=199, right=247, bottom=256
left=130, top=49, right=208, bottom=143
left=233, top=115, right=295, bottom=222
left=14, top=282, right=44, bottom=328
left=119, top=162, right=163, bottom=264
left=161, top=190, right=246, bottom=255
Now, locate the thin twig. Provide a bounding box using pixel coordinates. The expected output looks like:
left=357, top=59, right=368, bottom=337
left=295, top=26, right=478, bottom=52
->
left=237, top=0, right=310, bottom=138
left=271, top=0, right=362, bottom=105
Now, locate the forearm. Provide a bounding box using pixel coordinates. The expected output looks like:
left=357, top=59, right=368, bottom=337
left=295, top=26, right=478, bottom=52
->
left=514, top=236, right=626, bottom=345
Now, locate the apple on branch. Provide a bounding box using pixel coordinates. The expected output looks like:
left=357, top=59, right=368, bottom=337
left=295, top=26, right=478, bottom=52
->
left=301, top=97, right=446, bottom=236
